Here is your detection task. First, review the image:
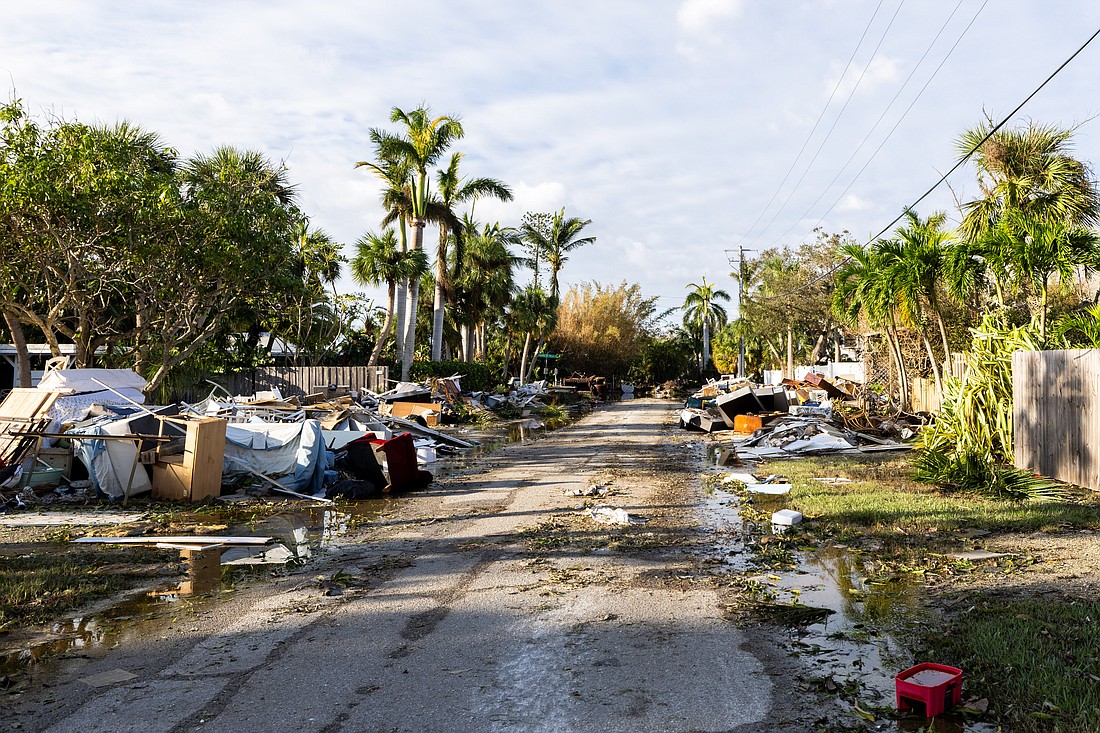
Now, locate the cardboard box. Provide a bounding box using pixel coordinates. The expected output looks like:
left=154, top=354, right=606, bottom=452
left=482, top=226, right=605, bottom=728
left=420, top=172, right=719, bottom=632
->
left=380, top=401, right=440, bottom=427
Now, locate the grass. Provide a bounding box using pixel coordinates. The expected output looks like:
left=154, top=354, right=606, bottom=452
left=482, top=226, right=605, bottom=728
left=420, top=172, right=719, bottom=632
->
left=739, top=453, right=1100, bottom=731
left=921, top=598, right=1100, bottom=732
left=0, top=548, right=174, bottom=630
left=772, top=455, right=1100, bottom=548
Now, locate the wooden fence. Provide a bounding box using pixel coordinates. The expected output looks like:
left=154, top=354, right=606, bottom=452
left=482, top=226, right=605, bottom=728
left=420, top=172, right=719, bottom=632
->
left=1013, top=349, right=1100, bottom=491
left=208, top=365, right=391, bottom=400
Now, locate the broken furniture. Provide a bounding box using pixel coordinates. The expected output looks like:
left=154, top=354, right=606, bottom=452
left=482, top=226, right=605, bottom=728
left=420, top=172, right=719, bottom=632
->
left=369, top=433, right=433, bottom=492
left=151, top=417, right=226, bottom=502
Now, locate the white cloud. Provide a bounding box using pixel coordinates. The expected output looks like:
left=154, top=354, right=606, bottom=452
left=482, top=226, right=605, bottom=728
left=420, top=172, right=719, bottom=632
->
left=677, top=0, right=743, bottom=36
left=825, top=56, right=901, bottom=98
left=675, top=0, right=744, bottom=57
left=837, top=194, right=870, bottom=212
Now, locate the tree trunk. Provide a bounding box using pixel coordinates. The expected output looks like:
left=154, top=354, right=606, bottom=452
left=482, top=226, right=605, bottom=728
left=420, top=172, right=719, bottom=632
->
left=786, top=326, right=794, bottom=379
left=3, top=310, right=32, bottom=388
left=401, top=218, right=426, bottom=380
left=520, top=332, right=533, bottom=384
left=368, top=283, right=396, bottom=368
left=431, top=279, right=445, bottom=362
left=809, top=331, right=827, bottom=364
left=525, top=338, right=545, bottom=383
left=394, top=220, right=409, bottom=360
left=460, top=325, right=471, bottom=363
left=431, top=225, right=448, bottom=362
left=921, top=332, right=943, bottom=401
left=701, top=320, right=710, bottom=375
left=886, top=325, right=910, bottom=410
left=934, top=312, right=951, bottom=372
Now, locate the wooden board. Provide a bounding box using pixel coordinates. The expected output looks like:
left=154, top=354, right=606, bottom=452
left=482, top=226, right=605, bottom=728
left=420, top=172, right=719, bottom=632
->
left=0, top=389, right=62, bottom=462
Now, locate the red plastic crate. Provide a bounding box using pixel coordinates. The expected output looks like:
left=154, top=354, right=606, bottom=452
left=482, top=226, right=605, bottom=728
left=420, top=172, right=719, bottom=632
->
left=896, top=663, right=963, bottom=717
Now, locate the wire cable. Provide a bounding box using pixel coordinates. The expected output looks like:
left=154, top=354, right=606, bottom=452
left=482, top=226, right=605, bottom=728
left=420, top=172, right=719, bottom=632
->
left=737, top=0, right=887, bottom=246
left=749, top=21, right=1100, bottom=302
left=744, top=0, right=906, bottom=250
left=768, top=0, right=982, bottom=249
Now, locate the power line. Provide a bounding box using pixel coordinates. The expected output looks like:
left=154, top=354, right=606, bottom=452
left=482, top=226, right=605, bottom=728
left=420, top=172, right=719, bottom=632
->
left=744, top=0, right=906, bottom=251
left=767, top=0, right=984, bottom=249
left=737, top=0, right=887, bottom=246
left=751, top=22, right=1100, bottom=302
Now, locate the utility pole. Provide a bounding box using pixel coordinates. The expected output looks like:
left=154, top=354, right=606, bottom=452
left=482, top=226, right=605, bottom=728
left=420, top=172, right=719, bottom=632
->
left=737, top=246, right=746, bottom=379
left=726, top=246, right=751, bottom=379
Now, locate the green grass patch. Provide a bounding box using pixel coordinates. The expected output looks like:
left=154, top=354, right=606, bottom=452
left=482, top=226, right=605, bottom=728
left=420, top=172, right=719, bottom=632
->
left=0, top=549, right=173, bottom=630
left=771, top=455, right=1100, bottom=547
left=922, top=598, right=1100, bottom=732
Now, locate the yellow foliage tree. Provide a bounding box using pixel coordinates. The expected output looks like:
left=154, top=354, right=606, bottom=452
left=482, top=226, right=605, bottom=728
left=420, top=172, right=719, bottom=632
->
left=551, top=282, right=660, bottom=377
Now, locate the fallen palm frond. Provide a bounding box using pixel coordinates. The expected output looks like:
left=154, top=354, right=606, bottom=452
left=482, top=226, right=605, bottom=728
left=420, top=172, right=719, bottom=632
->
left=913, top=449, right=1068, bottom=501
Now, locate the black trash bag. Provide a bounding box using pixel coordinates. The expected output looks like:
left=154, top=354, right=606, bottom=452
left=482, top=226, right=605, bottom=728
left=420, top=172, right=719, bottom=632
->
left=326, top=479, right=383, bottom=500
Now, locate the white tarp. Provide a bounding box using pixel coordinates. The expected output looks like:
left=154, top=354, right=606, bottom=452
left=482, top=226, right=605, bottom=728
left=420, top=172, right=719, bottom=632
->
left=223, top=419, right=327, bottom=494
left=37, top=368, right=148, bottom=399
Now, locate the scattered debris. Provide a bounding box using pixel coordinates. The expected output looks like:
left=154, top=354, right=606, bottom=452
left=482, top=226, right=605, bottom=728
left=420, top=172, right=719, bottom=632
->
left=678, top=373, right=922, bottom=458
left=771, top=509, right=803, bottom=534
left=585, top=505, right=646, bottom=525
left=0, top=367, right=587, bottom=512
left=570, top=484, right=610, bottom=497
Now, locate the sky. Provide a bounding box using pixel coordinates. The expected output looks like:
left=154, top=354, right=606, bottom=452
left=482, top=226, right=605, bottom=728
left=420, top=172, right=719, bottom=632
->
left=4, top=0, right=1100, bottom=315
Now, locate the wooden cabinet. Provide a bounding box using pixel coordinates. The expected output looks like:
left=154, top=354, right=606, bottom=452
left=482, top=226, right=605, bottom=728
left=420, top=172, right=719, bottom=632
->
left=151, top=417, right=226, bottom=502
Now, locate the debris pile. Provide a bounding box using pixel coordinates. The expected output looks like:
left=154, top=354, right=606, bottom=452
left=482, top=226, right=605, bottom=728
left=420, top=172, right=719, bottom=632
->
left=0, top=368, right=576, bottom=509
left=680, top=372, right=921, bottom=458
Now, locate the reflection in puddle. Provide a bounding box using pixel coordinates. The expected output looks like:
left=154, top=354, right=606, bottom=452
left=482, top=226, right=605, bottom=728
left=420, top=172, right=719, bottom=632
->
left=700, top=479, right=996, bottom=732
left=0, top=503, right=388, bottom=676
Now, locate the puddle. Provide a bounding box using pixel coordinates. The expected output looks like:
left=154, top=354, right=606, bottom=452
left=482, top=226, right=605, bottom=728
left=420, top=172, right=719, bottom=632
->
left=0, top=409, right=580, bottom=680
left=0, top=502, right=390, bottom=677
left=699, top=465, right=996, bottom=731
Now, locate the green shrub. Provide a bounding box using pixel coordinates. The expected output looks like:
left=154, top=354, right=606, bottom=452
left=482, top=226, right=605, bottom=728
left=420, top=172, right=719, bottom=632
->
left=409, top=360, right=492, bottom=391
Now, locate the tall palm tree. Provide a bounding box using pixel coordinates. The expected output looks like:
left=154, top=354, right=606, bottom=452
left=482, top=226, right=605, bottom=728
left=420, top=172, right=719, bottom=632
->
left=371, top=105, right=464, bottom=379
left=430, top=152, right=512, bottom=361
left=682, top=277, right=731, bottom=374
left=520, top=208, right=596, bottom=299
left=832, top=241, right=910, bottom=406
left=956, top=119, right=1100, bottom=239
left=356, top=148, right=413, bottom=360
left=352, top=228, right=429, bottom=368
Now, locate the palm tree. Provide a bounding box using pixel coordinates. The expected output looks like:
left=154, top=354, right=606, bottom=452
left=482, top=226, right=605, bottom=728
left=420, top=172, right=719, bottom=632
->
left=430, top=152, right=512, bottom=361
left=356, top=148, right=414, bottom=361
left=980, top=211, right=1100, bottom=340
left=682, top=277, right=731, bottom=374
left=832, top=242, right=911, bottom=407
left=510, top=285, right=557, bottom=383
left=522, top=208, right=596, bottom=299
left=293, top=221, right=345, bottom=297
left=371, top=105, right=464, bottom=379
left=956, top=119, right=1100, bottom=239
left=352, top=228, right=429, bottom=368
left=452, top=217, right=521, bottom=361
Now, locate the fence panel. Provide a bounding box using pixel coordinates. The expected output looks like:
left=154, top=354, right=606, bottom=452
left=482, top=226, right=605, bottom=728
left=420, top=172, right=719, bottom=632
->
left=198, top=365, right=390, bottom=401
left=1013, top=349, right=1100, bottom=491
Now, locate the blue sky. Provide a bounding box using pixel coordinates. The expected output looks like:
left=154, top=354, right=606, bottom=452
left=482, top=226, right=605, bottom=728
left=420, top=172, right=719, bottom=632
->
left=4, top=1, right=1100, bottom=313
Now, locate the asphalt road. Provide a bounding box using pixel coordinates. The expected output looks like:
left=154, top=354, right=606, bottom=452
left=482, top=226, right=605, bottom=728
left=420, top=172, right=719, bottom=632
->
left=12, top=398, right=776, bottom=733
